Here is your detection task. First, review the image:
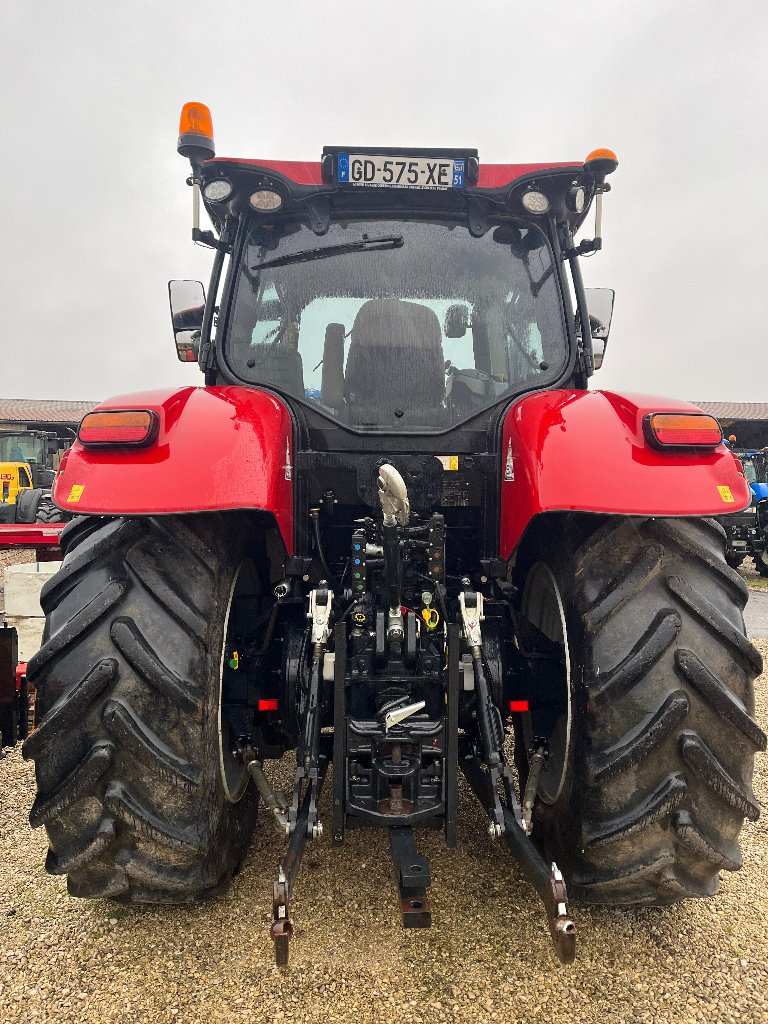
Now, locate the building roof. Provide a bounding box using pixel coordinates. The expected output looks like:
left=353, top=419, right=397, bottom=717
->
left=694, top=402, right=768, bottom=421
left=0, top=398, right=98, bottom=426
left=1, top=395, right=766, bottom=428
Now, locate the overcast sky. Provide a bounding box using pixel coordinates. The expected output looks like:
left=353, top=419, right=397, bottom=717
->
left=2, top=0, right=766, bottom=404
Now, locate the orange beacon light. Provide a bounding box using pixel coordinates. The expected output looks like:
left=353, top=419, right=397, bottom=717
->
left=177, top=102, right=215, bottom=163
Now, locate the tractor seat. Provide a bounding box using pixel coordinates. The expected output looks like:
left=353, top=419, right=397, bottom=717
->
left=344, top=300, right=445, bottom=419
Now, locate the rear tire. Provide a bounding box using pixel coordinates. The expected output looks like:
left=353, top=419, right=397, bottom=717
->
left=35, top=496, right=66, bottom=524
left=23, top=513, right=261, bottom=902
left=517, top=515, right=765, bottom=905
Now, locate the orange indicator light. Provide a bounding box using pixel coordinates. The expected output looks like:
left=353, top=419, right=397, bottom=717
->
left=646, top=413, right=722, bottom=448
left=78, top=410, right=156, bottom=447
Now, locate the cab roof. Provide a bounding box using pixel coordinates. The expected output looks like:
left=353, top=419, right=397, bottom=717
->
left=207, top=158, right=581, bottom=189
left=199, top=156, right=592, bottom=237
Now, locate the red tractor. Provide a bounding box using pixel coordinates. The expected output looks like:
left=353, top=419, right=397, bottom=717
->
left=23, top=104, right=764, bottom=965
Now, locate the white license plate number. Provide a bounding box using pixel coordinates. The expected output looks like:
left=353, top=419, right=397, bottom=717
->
left=337, top=154, right=465, bottom=190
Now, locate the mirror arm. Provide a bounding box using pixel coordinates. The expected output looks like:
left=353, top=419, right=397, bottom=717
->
left=200, top=216, right=237, bottom=382
left=192, top=228, right=230, bottom=251
left=192, top=228, right=217, bottom=248
left=561, top=236, right=601, bottom=260
left=562, top=224, right=594, bottom=380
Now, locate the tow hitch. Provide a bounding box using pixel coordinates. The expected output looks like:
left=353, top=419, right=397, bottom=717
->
left=250, top=465, right=576, bottom=966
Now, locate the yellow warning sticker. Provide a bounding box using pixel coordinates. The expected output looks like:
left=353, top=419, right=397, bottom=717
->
left=717, top=485, right=735, bottom=503
left=67, top=484, right=85, bottom=503
left=438, top=455, right=459, bottom=471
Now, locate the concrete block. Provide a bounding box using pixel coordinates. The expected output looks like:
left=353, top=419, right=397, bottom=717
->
left=4, top=561, right=62, bottom=618
left=4, top=615, right=46, bottom=663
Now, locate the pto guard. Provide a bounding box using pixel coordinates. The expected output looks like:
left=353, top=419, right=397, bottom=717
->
left=500, top=389, right=749, bottom=559
left=53, top=385, right=295, bottom=553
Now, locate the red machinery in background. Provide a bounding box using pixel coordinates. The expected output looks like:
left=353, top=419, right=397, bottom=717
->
left=0, top=524, right=63, bottom=747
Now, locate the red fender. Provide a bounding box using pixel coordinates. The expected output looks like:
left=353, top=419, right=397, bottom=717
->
left=53, top=386, right=295, bottom=553
left=500, top=390, right=749, bottom=559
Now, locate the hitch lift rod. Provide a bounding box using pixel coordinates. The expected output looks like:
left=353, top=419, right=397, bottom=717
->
left=271, top=756, right=328, bottom=966
left=460, top=749, right=576, bottom=964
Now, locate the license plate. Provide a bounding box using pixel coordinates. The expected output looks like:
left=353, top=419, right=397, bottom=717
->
left=337, top=154, right=465, bottom=190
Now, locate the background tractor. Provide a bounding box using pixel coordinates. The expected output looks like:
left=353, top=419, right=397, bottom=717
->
left=717, top=447, right=768, bottom=574
left=0, top=429, right=70, bottom=524
left=22, top=104, right=764, bottom=966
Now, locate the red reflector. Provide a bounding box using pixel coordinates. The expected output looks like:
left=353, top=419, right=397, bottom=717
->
left=258, top=698, right=279, bottom=712
left=646, top=413, right=721, bottom=448
left=509, top=700, right=529, bottom=712
left=78, top=410, right=156, bottom=446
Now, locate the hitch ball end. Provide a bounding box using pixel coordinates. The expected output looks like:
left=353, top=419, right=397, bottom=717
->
left=377, top=463, right=410, bottom=526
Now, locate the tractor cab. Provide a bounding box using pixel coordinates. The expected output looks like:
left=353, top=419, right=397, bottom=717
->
left=0, top=430, right=66, bottom=489
left=173, top=137, right=617, bottom=438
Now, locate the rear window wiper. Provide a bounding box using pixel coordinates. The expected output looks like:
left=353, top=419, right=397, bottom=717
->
left=251, top=235, right=404, bottom=271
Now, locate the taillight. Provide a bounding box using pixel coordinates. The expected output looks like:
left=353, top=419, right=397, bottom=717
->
left=78, top=410, right=157, bottom=447
left=258, top=699, right=279, bottom=712
left=509, top=700, right=530, bottom=713
left=644, top=413, right=722, bottom=449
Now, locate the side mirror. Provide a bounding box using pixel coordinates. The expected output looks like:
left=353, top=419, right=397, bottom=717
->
left=169, top=279, right=206, bottom=363
left=444, top=303, right=471, bottom=338
left=583, top=287, right=615, bottom=369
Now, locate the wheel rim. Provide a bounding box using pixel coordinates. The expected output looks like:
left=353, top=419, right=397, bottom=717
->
left=217, top=561, right=256, bottom=803
left=521, top=561, right=571, bottom=804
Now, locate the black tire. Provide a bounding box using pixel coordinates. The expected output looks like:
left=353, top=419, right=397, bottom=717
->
left=35, top=496, right=66, bottom=524
left=724, top=551, right=744, bottom=569
left=15, top=488, right=42, bottom=524
left=22, top=513, right=262, bottom=902
left=516, top=515, right=765, bottom=905
left=755, top=556, right=768, bottom=578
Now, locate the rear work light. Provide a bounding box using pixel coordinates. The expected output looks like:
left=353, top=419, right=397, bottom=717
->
left=644, top=413, right=722, bottom=449
left=78, top=410, right=157, bottom=447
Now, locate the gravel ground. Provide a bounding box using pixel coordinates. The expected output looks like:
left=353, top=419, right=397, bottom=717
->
left=742, top=556, right=768, bottom=592
left=0, top=639, right=765, bottom=1024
